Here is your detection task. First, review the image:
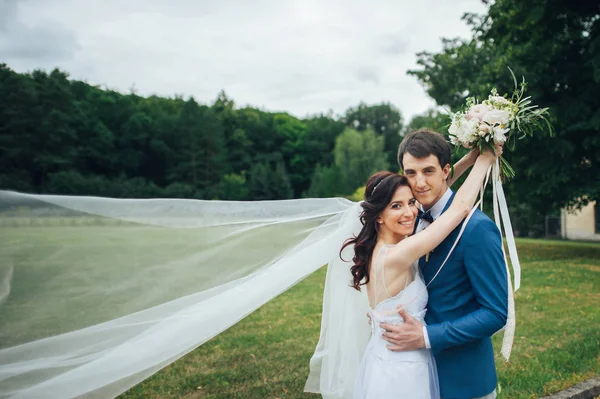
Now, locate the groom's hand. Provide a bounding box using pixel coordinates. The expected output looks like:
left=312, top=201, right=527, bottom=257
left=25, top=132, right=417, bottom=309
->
left=380, top=308, right=425, bottom=351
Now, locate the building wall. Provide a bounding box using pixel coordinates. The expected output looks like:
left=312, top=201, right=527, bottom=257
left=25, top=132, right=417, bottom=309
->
left=561, top=201, right=600, bottom=241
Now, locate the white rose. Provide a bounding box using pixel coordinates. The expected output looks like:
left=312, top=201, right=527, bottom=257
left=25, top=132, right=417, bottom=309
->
left=457, top=118, right=478, bottom=147
left=449, top=114, right=479, bottom=147
left=478, top=124, right=491, bottom=137
left=448, top=118, right=460, bottom=138
left=482, top=109, right=510, bottom=127
left=466, top=104, right=492, bottom=122
left=489, top=95, right=510, bottom=105
left=492, top=125, right=509, bottom=143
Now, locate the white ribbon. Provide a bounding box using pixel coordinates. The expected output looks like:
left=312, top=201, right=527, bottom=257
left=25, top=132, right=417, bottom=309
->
left=493, top=161, right=521, bottom=291
left=491, top=160, right=519, bottom=361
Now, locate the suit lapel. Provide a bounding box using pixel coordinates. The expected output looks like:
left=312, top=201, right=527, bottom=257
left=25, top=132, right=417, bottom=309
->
left=420, top=190, right=456, bottom=275
left=440, top=191, right=456, bottom=215
left=412, top=215, right=421, bottom=235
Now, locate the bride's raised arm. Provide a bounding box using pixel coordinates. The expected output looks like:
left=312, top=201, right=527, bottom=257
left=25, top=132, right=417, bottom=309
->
left=447, top=148, right=479, bottom=187
left=387, top=145, right=500, bottom=268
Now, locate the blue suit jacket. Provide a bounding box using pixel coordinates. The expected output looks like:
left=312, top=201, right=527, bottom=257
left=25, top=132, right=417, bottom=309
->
left=419, top=193, right=508, bottom=399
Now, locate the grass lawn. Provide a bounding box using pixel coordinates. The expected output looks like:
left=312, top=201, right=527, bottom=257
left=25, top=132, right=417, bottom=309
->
left=118, top=238, right=600, bottom=399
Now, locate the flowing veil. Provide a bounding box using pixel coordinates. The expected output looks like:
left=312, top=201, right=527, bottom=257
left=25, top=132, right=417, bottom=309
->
left=0, top=174, right=519, bottom=398
left=0, top=190, right=358, bottom=398
left=304, top=205, right=371, bottom=399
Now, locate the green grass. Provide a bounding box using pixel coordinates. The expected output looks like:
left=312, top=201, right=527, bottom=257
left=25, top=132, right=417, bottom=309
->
left=115, top=238, right=600, bottom=399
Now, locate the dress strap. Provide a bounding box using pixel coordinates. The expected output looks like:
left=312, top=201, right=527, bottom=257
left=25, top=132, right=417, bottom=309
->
left=371, top=246, right=391, bottom=307
left=370, top=245, right=413, bottom=308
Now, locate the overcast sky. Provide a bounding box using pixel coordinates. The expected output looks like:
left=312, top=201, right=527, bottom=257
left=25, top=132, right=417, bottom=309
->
left=0, top=0, right=488, bottom=120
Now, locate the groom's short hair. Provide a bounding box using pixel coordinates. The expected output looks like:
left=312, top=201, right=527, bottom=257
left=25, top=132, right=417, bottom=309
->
left=397, top=129, right=452, bottom=171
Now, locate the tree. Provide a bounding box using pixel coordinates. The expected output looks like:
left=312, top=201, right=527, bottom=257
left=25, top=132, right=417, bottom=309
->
left=169, top=98, right=227, bottom=198
left=408, top=0, right=600, bottom=233
left=333, top=128, right=389, bottom=195
left=212, top=91, right=253, bottom=174
left=218, top=173, right=249, bottom=201
left=405, top=109, right=449, bottom=136
left=306, top=164, right=345, bottom=198
left=272, top=113, right=310, bottom=196
left=344, top=103, right=404, bottom=166
left=303, top=114, right=346, bottom=168
left=226, top=128, right=253, bottom=173
left=0, top=64, right=37, bottom=191
left=27, top=69, right=82, bottom=191
left=248, top=161, right=293, bottom=200
left=119, top=111, right=152, bottom=176
left=236, top=107, right=280, bottom=165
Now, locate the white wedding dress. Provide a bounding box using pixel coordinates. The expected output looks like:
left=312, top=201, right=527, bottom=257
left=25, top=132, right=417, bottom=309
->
left=353, top=246, right=440, bottom=399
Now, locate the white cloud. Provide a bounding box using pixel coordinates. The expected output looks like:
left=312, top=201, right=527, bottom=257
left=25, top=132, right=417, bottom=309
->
left=1, top=0, right=488, bottom=120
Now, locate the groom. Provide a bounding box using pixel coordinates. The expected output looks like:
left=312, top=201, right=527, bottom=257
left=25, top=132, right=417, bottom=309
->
left=382, top=129, right=508, bottom=399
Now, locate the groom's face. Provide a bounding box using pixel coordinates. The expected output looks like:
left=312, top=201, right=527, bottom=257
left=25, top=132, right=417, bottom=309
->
left=402, top=153, right=450, bottom=209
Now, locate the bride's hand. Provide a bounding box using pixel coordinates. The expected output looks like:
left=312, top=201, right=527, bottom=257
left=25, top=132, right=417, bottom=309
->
left=466, top=147, right=480, bottom=164
left=478, top=142, right=503, bottom=164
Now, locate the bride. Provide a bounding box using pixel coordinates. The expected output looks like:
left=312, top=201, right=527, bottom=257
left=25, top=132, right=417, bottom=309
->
left=306, top=145, right=501, bottom=399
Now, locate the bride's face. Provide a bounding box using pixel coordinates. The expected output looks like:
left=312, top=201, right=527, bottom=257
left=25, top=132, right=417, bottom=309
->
left=377, top=185, right=419, bottom=237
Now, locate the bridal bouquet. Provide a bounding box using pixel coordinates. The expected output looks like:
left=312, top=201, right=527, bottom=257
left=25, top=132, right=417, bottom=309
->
left=448, top=68, right=553, bottom=180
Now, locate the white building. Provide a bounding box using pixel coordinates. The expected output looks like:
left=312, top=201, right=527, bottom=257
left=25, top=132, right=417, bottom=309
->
left=559, top=200, right=600, bottom=241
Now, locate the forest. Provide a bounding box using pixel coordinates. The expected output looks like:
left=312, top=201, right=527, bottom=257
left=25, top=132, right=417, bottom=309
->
left=0, top=63, right=403, bottom=202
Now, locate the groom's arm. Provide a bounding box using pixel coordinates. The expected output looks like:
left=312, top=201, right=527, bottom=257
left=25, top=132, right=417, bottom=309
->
left=447, top=148, right=479, bottom=187
left=426, top=217, right=508, bottom=354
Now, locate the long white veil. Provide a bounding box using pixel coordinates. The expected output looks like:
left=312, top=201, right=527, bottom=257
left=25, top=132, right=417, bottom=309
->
left=0, top=190, right=358, bottom=398
left=0, top=177, right=519, bottom=398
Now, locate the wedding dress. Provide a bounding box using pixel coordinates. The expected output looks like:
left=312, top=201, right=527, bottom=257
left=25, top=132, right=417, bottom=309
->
left=353, top=246, right=439, bottom=399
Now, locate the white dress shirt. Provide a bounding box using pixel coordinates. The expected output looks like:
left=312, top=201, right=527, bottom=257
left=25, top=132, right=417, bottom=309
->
left=417, top=188, right=453, bottom=349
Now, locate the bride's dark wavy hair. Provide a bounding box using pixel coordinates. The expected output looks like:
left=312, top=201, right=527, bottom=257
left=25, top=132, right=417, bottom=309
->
left=341, top=171, right=410, bottom=291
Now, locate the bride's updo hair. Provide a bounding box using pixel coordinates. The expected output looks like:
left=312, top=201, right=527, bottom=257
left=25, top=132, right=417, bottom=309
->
left=341, top=171, right=410, bottom=291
